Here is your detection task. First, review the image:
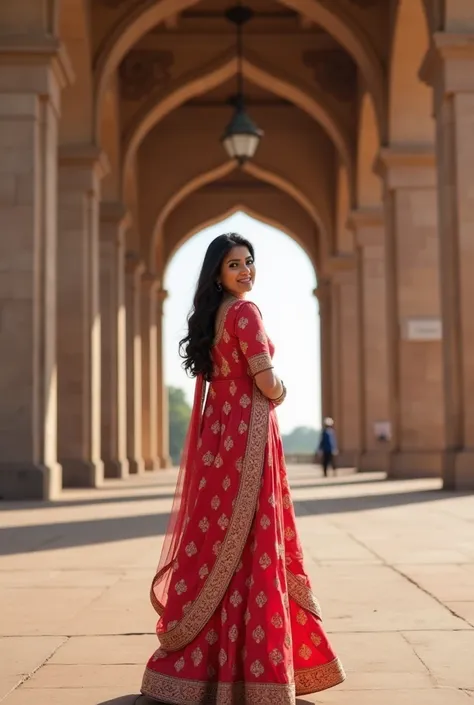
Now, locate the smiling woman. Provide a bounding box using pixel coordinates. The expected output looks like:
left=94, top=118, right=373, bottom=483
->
left=141, top=232, right=345, bottom=704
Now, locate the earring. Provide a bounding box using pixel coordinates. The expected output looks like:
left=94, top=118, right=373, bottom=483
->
left=216, top=282, right=222, bottom=291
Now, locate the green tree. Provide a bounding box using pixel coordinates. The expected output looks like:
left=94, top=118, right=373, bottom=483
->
left=168, top=386, right=192, bottom=465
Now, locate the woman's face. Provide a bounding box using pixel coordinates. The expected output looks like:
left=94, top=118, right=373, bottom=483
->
left=219, top=245, right=255, bottom=298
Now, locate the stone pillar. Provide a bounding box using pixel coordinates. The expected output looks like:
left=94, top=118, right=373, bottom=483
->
left=100, top=203, right=129, bottom=479
left=429, top=33, right=474, bottom=489
left=376, top=148, right=444, bottom=478
left=0, top=40, right=72, bottom=499
left=141, top=273, right=160, bottom=471
left=314, top=280, right=333, bottom=421
left=348, top=209, right=390, bottom=473
left=57, top=146, right=108, bottom=487
left=125, top=253, right=145, bottom=475
left=329, top=257, right=361, bottom=467
left=156, top=289, right=172, bottom=468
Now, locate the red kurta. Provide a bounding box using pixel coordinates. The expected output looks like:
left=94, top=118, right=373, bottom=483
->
left=142, top=297, right=345, bottom=705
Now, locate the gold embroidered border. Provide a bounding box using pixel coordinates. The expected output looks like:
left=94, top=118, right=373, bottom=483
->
left=214, top=296, right=240, bottom=346
left=158, top=385, right=269, bottom=652
left=248, top=351, right=273, bottom=377
left=142, top=669, right=295, bottom=705
left=286, top=570, right=323, bottom=620
left=295, top=657, right=346, bottom=695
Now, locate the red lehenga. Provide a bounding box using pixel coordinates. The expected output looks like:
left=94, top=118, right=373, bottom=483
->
left=141, top=297, right=345, bottom=704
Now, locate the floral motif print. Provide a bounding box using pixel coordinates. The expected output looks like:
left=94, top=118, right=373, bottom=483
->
left=142, top=298, right=345, bottom=704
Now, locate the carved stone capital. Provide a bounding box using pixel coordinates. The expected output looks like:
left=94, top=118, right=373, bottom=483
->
left=347, top=208, right=385, bottom=247
left=0, top=35, right=75, bottom=90
left=375, top=147, right=436, bottom=190
left=59, top=144, right=110, bottom=180
left=125, top=250, right=145, bottom=278
left=141, top=271, right=160, bottom=295
left=325, top=255, right=357, bottom=283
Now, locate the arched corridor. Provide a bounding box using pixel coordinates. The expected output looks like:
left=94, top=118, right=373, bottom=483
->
left=1, top=0, right=474, bottom=498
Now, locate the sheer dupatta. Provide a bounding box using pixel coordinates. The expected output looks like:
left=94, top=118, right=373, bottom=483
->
left=150, top=374, right=206, bottom=618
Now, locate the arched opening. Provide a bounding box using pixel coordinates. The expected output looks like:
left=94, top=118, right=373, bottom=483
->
left=164, top=211, right=321, bottom=461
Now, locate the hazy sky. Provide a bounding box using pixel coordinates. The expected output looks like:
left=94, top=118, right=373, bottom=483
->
left=163, top=211, right=321, bottom=434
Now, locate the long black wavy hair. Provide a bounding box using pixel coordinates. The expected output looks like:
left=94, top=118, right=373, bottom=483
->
left=179, top=233, right=255, bottom=380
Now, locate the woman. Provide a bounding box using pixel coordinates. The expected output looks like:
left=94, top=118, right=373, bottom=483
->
left=141, top=233, right=345, bottom=705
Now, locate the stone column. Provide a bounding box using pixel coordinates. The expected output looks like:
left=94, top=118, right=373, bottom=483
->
left=328, top=257, right=361, bottom=467
left=125, top=252, right=145, bottom=474
left=156, top=289, right=172, bottom=468
left=141, top=273, right=160, bottom=471
left=348, top=209, right=390, bottom=473
left=314, top=280, right=333, bottom=421
left=57, top=145, right=108, bottom=487
left=100, top=203, right=129, bottom=479
left=429, top=33, right=474, bottom=489
left=376, top=148, right=444, bottom=478
left=0, top=40, right=72, bottom=499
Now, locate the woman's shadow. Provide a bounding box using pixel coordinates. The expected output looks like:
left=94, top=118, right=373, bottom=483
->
left=96, top=697, right=166, bottom=705
left=97, top=696, right=320, bottom=705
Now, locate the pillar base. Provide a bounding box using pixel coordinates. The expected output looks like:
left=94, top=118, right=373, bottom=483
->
left=443, top=450, right=474, bottom=491
left=144, top=458, right=160, bottom=471
left=128, top=457, right=146, bottom=475
left=103, top=458, right=129, bottom=480
left=358, top=450, right=390, bottom=473
left=160, top=455, right=173, bottom=469
left=62, top=459, right=104, bottom=488
left=0, top=461, right=62, bottom=500
left=388, top=451, right=442, bottom=479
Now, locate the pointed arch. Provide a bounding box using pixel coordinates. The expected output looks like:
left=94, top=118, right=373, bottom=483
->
left=122, top=50, right=353, bottom=200
left=152, top=161, right=326, bottom=272
left=164, top=201, right=317, bottom=277
left=94, top=0, right=384, bottom=143
left=279, top=0, right=385, bottom=138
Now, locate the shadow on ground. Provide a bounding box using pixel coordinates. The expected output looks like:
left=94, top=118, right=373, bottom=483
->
left=0, top=475, right=467, bottom=556
left=0, top=487, right=178, bottom=512
left=95, top=694, right=323, bottom=705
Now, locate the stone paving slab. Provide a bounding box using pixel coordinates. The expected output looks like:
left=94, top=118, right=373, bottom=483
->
left=1, top=466, right=474, bottom=705
left=0, top=636, right=66, bottom=699
left=48, top=635, right=156, bottom=665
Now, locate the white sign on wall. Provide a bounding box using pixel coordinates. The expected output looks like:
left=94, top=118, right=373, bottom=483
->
left=374, top=421, right=391, bottom=442
left=403, top=318, right=443, bottom=341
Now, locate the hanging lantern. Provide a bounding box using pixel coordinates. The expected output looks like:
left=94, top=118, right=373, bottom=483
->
left=221, top=3, right=263, bottom=165
left=221, top=95, right=263, bottom=165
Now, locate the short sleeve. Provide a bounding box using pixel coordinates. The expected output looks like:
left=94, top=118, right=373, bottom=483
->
left=234, top=302, right=273, bottom=377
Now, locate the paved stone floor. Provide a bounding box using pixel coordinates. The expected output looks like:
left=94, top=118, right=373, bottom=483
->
left=1, top=465, right=474, bottom=704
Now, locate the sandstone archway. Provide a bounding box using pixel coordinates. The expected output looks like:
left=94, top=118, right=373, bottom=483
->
left=122, top=51, right=353, bottom=199
left=94, top=0, right=384, bottom=145
left=162, top=186, right=319, bottom=274
left=153, top=161, right=324, bottom=274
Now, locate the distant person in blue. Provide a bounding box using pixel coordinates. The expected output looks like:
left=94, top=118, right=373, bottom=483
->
left=318, top=417, right=338, bottom=477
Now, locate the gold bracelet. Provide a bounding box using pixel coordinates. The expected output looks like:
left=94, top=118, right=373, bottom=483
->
left=271, top=382, right=286, bottom=407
